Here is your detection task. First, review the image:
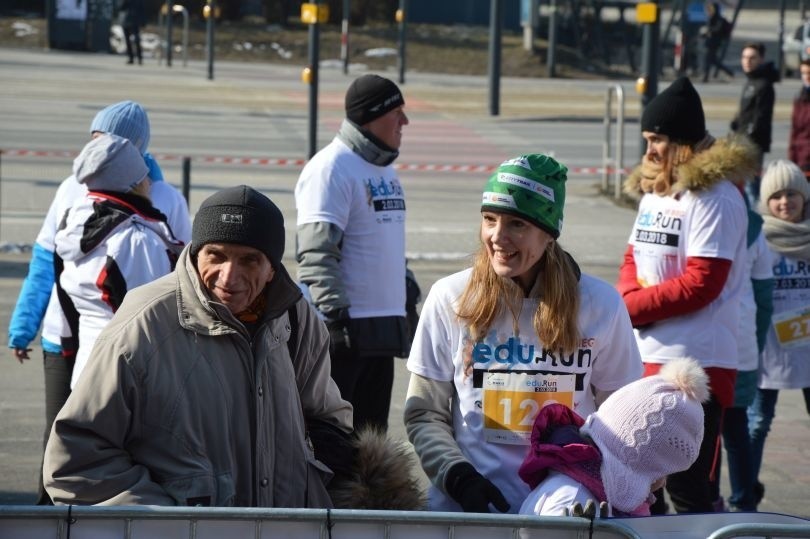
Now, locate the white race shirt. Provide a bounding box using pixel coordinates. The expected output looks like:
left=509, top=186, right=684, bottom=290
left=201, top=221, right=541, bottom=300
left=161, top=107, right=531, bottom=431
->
left=737, top=230, right=773, bottom=371
left=759, top=247, right=810, bottom=389
left=295, top=138, right=406, bottom=318
left=628, top=180, right=748, bottom=369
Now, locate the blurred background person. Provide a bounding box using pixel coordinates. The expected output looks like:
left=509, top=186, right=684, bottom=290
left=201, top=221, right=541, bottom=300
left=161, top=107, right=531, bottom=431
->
left=788, top=59, right=810, bottom=177
left=701, top=2, right=734, bottom=82
left=118, top=0, right=145, bottom=65
left=731, top=42, right=779, bottom=204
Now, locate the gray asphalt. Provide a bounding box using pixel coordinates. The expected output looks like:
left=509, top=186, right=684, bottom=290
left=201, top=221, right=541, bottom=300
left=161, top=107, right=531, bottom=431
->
left=0, top=7, right=808, bottom=517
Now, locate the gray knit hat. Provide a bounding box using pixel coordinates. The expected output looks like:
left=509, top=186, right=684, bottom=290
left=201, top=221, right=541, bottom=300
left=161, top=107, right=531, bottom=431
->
left=191, top=186, right=285, bottom=268
left=73, top=133, right=148, bottom=193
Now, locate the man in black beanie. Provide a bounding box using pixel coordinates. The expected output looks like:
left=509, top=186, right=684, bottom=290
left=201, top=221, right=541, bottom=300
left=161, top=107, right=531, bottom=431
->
left=43, top=185, right=355, bottom=508
left=617, top=77, right=759, bottom=515
left=295, top=74, right=411, bottom=432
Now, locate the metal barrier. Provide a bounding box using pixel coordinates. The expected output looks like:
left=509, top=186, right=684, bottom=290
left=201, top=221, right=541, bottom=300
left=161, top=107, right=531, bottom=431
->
left=0, top=505, right=641, bottom=539
left=602, top=84, right=625, bottom=200
left=158, top=4, right=189, bottom=67
left=707, top=523, right=810, bottom=539
left=3, top=505, right=810, bottom=539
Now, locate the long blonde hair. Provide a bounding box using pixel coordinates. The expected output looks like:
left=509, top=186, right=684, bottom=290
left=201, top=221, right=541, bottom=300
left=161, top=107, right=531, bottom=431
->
left=639, top=134, right=715, bottom=195
left=456, top=240, right=581, bottom=355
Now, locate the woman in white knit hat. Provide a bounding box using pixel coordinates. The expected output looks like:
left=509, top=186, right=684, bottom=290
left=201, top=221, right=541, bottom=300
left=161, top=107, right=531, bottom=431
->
left=518, top=358, right=709, bottom=516
left=748, top=159, right=810, bottom=505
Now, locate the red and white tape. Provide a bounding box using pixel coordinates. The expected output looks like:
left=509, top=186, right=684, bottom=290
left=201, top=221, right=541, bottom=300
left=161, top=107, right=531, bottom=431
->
left=0, top=149, right=630, bottom=176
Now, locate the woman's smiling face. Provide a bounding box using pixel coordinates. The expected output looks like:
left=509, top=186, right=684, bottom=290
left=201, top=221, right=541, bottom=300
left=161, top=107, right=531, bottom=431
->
left=481, top=211, right=553, bottom=292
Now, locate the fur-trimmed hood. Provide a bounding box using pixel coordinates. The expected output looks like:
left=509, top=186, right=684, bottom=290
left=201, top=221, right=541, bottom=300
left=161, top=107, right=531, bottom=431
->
left=328, top=427, right=427, bottom=510
left=624, top=135, right=760, bottom=198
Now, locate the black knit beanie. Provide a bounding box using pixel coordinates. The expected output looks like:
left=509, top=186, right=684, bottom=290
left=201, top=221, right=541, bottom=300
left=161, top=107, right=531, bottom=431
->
left=191, top=185, right=284, bottom=268
left=345, top=74, right=404, bottom=126
left=641, top=77, right=706, bottom=145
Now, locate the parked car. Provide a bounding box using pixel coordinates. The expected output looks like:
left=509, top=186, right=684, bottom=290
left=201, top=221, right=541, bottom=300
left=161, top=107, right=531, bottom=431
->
left=783, top=20, right=810, bottom=76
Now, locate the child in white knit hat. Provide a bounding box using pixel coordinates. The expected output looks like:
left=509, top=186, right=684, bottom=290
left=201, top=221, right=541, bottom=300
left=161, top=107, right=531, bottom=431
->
left=748, top=159, right=810, bottom=508
left=518, top=358, right=709, bottom=517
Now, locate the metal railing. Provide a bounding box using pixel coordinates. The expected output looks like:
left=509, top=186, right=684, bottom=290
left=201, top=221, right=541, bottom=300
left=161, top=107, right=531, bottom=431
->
left=3, top=506, right=810, bottom=538
left=602, top=84, right=625, bottom=201
left=707, top=522, right=810, bottom=539
left=0, top=505, right=641, bottom=539
left=158, top=4, right=189, bottom=67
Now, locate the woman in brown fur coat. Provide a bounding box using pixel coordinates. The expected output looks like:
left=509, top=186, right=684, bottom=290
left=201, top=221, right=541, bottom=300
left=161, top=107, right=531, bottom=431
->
left=616, top=77, right=759, bottom=514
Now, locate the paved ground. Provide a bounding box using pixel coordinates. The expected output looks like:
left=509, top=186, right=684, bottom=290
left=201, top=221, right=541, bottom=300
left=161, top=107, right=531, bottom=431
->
left=0, top=6, right=808, bottom=518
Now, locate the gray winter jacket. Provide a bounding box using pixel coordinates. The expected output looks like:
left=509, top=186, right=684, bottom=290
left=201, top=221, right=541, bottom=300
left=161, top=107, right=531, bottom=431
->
left=43, top=246, right=353, bottom=507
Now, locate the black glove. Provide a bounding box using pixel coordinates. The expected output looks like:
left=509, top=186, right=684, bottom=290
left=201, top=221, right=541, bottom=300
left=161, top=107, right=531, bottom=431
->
left=445, top=462, right=510, bottom=513
left=306, top=419, right=357, bottom=483
left=324, top=308, right=351, bottom=355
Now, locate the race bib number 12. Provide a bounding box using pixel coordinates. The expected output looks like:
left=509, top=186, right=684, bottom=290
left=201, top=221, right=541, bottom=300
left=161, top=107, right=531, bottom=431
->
left=482, top=372, right=575, bottom=445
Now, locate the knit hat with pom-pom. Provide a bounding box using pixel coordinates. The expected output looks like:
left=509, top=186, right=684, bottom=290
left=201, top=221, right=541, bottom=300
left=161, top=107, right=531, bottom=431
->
left=580, top=358, right=709, bottom=513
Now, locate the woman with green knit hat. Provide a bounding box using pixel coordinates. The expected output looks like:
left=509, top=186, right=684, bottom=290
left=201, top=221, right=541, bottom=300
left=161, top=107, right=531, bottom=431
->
left=403, top=154, right=643, bottom=514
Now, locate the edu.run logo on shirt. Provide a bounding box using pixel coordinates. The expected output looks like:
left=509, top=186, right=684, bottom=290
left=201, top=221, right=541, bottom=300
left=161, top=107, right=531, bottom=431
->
left=634, top=210, right=683, bottom=247
left=471, top=334, right=595, bottom=369
left=773, top=258, right=810, bottom=290
left=366, top=176, right=406, bottom=212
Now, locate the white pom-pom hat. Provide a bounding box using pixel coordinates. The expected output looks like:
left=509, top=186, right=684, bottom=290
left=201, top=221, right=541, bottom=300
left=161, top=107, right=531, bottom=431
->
left=580, top=358, right=709, bottom=512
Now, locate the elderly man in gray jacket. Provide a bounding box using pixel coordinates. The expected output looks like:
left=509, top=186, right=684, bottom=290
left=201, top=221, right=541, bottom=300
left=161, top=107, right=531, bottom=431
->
left=43, top=185, right=353, bottom=507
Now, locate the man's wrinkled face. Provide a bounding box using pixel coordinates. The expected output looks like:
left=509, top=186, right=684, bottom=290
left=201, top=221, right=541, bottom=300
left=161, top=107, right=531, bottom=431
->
left=196, top=243, right=275, bottom=314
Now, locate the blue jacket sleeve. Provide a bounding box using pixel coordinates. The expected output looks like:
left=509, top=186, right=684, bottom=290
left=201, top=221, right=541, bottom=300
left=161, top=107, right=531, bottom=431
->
left=8, top=243, right=55, bottom=349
